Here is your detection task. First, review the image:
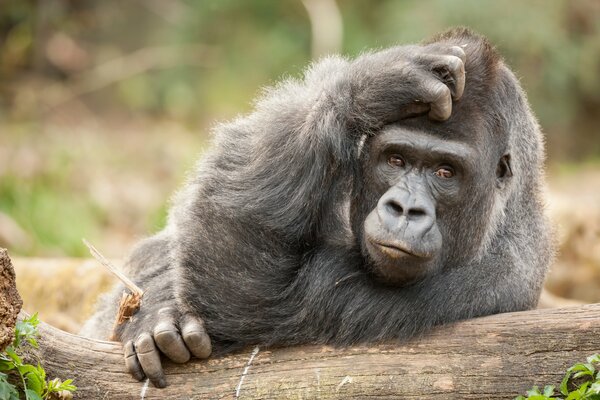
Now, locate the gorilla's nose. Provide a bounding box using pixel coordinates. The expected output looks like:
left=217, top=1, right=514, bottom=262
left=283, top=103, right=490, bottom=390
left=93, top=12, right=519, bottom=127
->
left=384, top=198, right=428, bottom=220
left=377, top=188, right=435, bottom=235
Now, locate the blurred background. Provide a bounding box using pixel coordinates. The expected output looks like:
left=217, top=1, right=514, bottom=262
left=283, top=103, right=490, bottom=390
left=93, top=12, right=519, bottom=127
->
left=0, top=0, right=599, bottom=332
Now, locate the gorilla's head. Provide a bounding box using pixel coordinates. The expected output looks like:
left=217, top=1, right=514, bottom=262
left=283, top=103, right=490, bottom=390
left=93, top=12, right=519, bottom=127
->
left=351, top=31, right=520, bottom=286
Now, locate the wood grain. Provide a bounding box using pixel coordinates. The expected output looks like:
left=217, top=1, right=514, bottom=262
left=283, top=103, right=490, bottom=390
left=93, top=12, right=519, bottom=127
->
left=28, top=304, right=600, bottom=399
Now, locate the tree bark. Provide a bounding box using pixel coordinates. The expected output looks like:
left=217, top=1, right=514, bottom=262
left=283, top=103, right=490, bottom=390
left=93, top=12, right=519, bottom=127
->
left=25, top=303, right=600, bottom=399
left=0, top=248, right=22, bottom=352
left=3, top=249, right=600, bottom=399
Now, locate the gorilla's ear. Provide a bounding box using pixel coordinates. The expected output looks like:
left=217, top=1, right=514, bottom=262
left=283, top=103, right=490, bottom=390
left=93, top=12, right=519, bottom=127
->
left=496, top=154, right=513, bottom=184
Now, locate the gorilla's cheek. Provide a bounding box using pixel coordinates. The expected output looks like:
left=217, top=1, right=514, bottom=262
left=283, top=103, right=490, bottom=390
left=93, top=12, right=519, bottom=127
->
left=362, top=209, right=443, bottom=285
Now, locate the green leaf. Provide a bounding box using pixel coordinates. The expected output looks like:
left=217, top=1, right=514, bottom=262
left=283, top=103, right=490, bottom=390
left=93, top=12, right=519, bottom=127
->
left=590, top=381, right=600, bottom=394
left=587, top=355, right=600, bottom=365
left=35, top=363, right=45, bottom=382
left=46, top=377, right=77, bottom=394
left=24, top=389, right=43, bottom=400
left=570, top=364, right=593, bottom=373
left=14, top=313, right=40, bottom=350
left=0, top=359, right=15, bottom=371
left=56, top=378, right=77, bottom=392
left=26, top=337, right=39, bottom=349
left=17, top=364, right=37, bottom=375
left=0, top=376, right=19, bottom=400
left=566, top=391, right=582, bottom=400
left=24, top=369, right=45, bottom=395
left=527, top=386, right=543, bottom=396
left=543, top=385, right=555, bottom=396
left=574, top=370, right=595, bottom=379
left=562, top=372, right=572, bottom=395
left=4, top=348, right=21, bottom=365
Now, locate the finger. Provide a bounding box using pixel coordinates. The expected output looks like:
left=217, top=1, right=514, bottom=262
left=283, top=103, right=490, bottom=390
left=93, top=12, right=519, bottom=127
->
left=443, top=53, right=465, bottom=100
left=181, top=314, right=212, bottom=359
left=428, top=81, right=452, bottom=121
left=154, top=319, right=191, bottom=364
left=424, top=43, right=466, bottom=64
left=438, top=54, right=465, bottom=100
left=448, top=45, right=466, bottom=64
left=123, top=340, right=145, bottom=381
left=135, top=333, right=167, bottom=388
left=413, top=75, right=452, bottom=121
left=419, top=54, right=465, bottom=100
left=399, top=101, right=430, bottom=119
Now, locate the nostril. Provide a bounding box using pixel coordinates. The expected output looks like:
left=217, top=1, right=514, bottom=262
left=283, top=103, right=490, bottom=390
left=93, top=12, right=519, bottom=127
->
left=386, top=201, right=403, bottom=216
left=407, top=208, right=427, bottom=219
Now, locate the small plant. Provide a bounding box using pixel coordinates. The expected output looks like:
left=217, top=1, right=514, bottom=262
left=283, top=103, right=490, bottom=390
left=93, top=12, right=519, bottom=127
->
left=516, top=354, right=600, bottom=400
left=0, top=314, right=76, bottom=400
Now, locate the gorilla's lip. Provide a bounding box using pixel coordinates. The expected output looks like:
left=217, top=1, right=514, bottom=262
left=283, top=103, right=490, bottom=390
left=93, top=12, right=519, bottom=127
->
left=371, top=240, right=421, bottom=259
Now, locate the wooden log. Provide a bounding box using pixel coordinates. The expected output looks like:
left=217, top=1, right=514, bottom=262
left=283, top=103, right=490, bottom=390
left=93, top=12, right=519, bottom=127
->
left=29, top=304, right=600, bottom=399
left=3, top=250, right=599, bottom=399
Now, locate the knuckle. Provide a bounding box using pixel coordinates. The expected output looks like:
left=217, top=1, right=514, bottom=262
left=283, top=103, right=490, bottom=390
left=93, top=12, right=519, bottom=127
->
left=449, top=45, right=466, bottom=61
left=135, top=333, right=156, bottom=353
left=153, top=320, right=177, bottom=335
left=123, top=343, right=145, bottom=381
left=184, top=330, right=212, bottom=358
left=157, top=306, right=175, bottom=315
left=154, top=329, right=179, bottom=345
left=165, top=347, right=191, bottom=364
left=432, top=82, right=451, bottom=101
left=123, top=340, right=135, bottom=357
left=446, top=55, right=463, bottom=72
left=182, top=329, right=203, bottom=343
left=182, top=313, right=206, bottom=328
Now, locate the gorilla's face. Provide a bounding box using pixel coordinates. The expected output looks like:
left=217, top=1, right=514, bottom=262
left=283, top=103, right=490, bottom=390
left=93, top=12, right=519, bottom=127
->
left=357, top=125, right=495, bottom=286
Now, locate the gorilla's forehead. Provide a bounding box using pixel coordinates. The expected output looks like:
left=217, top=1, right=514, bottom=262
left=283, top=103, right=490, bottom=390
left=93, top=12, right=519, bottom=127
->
left=370, top=125, right=478, bottom=161
left=392, top=109, right=488, bottom=142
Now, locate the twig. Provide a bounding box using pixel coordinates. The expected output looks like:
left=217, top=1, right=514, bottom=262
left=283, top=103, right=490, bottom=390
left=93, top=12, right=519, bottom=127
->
left=82, top=239, right=144, bottom=337
left=82, top=238, right=143, bottom=296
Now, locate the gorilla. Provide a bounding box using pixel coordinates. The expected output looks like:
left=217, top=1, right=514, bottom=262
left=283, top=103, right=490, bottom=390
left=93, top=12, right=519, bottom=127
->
left=82, top=28, right=554, bottom=388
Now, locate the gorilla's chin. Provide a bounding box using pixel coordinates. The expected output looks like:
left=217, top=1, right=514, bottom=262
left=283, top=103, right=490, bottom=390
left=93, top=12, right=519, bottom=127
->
left=363, top=236, right=440, bottom=286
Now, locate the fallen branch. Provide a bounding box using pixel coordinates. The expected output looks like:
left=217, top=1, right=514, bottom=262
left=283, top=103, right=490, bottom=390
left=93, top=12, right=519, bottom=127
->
left=26, top=304, right=600, bottom=399
left=4, top=250, right=600, bottom=399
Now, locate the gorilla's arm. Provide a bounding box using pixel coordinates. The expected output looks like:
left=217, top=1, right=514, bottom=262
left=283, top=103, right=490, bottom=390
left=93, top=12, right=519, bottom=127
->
left=280, top=242, right=545, bottom=346
left=102, top=44, right=467, bottom=387
left=170, top=44, right=466, bottom=342
left=176, top=45, right=466, bottom=244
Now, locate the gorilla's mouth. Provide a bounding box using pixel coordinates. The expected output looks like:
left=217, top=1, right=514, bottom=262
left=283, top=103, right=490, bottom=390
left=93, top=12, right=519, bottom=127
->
left=373, top=241, right=415, bottom=258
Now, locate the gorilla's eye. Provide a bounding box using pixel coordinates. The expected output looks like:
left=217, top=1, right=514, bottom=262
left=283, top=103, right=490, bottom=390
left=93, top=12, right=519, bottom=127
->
left=387, top=154, right=405, bottom=168
left=434, top=166, right=454, bottom=178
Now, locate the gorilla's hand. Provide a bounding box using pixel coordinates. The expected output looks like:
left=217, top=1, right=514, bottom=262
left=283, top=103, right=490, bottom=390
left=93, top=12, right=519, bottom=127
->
left=350, top=43, right=466, bottom=127
left=120, top=306, right=211, bottom=388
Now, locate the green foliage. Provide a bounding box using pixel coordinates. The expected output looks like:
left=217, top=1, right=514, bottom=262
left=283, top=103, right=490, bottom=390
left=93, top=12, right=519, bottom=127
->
left=0, top=314, right=76, bottom=400
left=1, top=1, right=599, bottom=257
left=516, top=354, right=600, bottom=400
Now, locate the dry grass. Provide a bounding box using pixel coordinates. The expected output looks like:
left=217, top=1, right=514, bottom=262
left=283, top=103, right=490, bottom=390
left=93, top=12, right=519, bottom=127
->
left=545, top=164, right=600, bottom=303
left=12, top=257, right=116, bottom=333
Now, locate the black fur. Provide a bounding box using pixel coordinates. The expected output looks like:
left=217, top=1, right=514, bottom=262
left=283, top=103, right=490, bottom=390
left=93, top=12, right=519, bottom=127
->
left=82, top=28, right=554, bottom=357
